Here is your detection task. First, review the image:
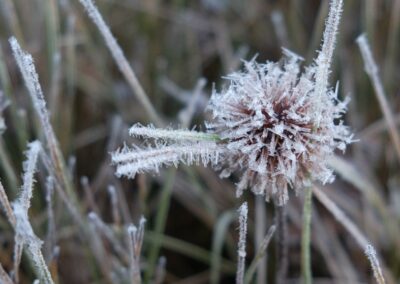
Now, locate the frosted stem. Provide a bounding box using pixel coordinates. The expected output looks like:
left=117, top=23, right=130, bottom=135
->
left=236, top=202, right=248, bottom=284
left=129, top=124, right=221, bottom=142
left=356, top=34, right=400, bottom=161
left=365, top=244, right=386, bottom=284
left=314, top=0, right=343, bottom=97
left=301, top=186, right=313, bottom=284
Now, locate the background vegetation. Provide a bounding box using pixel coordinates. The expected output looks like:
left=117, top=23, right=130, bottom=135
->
left=0, top=0, right=399, bottom=283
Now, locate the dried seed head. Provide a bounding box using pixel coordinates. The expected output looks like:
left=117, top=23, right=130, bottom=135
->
left=206, top=50, right=354, bottom=205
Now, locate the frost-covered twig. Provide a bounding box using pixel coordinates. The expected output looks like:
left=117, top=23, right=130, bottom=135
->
left=365, top=244, right=386, bottom=284
left=129, top=123, right=220, bottom=142
left=19, top=141, right=41, bottom=211
left=314, top=0, right=343, bottom=100
left=127, top=217, right=146, bottom=284
left=9, top=37, right=74, bottom=202
left=236, top=202, right=248, bottom=284
left=78, top=0, right=162, bottom=126
left=112, top=141, right=225, bottom=179
left=356, top=34, right=400, bottom=161
left=11, top=141, right=54, bottom=284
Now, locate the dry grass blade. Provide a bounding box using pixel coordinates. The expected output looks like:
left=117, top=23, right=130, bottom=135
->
left=313, top=186, right=369, bottom=248
left=244, top=224, right=276, bottom=284
left=8, top=37, right=75, bottom=204
left=0, top=180, right=16, bottom=226
left=365, top=244, right=386, bottom=284
left=78, top=0, right=162, bottom=126
left=356, top=34, right=400, bottom=161
left=6, top=141, right=55, bottom=284
left=0, top=263, right=13, bottom=284
left=313, top=186, right=394, bottom=283
left=254, top=196, right=267, bottom=284
left=127, top=217, right=146, bottom=284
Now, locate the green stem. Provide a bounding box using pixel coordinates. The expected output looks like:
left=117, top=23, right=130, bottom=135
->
left=301, top=186, right=313, bottom=284
left=144, top=168, right=176, bottom=283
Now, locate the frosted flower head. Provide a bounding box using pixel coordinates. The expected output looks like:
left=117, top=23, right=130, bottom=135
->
left=112, top=0, right=353, bottom=205
left=206, top=50, right=353, bottom=205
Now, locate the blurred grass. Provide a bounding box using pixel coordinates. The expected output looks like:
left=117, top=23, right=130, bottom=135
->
left=0, top=0, right=399, bottom=283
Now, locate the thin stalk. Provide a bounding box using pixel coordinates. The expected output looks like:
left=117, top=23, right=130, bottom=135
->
left=0, top=0, right=24, bottom=42
left=244, top=225, right=276, bottom=284
left=0, top=138, right=19, bottom=194
left=145, top=231, right=237, bottom=274
left=78, top=0, right=162, bottom=126
left=365, top=244, right=386, bottom=284
left=301, top=186, right=313, bottom=284
left=312, top=186, right=395, bottom=283
left=276, top=204, right=288, bottom=284
left=0, top=45, right=27, bottom=152
left=236, top=202, right=248, bottom=284
left=9, top=37, right=78, bottom=208
left=144, top=169, right=176, bottom=282
left=356, top=34, right=400, bottom=162
left=255, top=196, right=267, bottom=284
left=210, top=210, right=237, bottom=284
left=0, top=263, right=13, bottom=284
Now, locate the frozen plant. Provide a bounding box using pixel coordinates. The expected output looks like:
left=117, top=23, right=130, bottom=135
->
left=112, top=0, right=354, bottom=205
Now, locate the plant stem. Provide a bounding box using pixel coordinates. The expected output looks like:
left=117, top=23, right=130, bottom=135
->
left=301, top=186, right=313, bottom=284
left=145, top=168, right=176, bottom=282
